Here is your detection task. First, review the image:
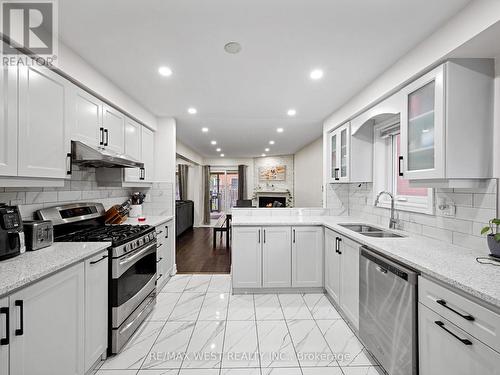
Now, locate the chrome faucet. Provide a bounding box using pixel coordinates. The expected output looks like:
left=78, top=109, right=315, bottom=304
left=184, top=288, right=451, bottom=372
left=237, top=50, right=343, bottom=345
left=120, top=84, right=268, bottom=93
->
left=374, top=191, right=399, bottom=229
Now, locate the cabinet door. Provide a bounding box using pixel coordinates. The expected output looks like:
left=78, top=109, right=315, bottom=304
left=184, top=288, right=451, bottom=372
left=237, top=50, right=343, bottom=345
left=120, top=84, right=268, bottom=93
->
left=419, top=303, right=500, bottom=375
left=291, top=226, right=323, bottom=288
left=232, top=227, right=262, bottom=288
left=71, top=88, right=102, bottom=148
left=17, top=64, right=70, bottom=179
left=339, top=236, right=359, bottom=329
left=338, top=123, right=350, bottom=182
left=0, top=297, right=8, bottom=375
left=166, top=221, right=175, bottom=275
left=324, top=230, right=341, bottom=304
left=84, top=251, right=108, bottom=373
left=262, top=227, right=291, bottom=288
left=9, top=263, right=84, bottom=375
left=328, top=131, right=338, bottom=182
left=400, top=65, right=445, bottom=179
left=124, top=118, right=142, bottom=182
left=102, top=105, right=125, bottom=154
left=0, top=66, right=18, bottom=176
left=141, top=126, right=155, bottom=182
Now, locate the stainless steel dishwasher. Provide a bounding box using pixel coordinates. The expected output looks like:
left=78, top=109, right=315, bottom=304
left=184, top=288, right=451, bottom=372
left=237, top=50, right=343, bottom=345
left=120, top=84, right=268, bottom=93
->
left=359, top=246, right=418, bottom=375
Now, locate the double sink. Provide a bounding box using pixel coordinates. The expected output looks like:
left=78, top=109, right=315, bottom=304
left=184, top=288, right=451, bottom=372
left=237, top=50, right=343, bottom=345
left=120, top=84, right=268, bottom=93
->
left=339, top=224, right=405, bottom=238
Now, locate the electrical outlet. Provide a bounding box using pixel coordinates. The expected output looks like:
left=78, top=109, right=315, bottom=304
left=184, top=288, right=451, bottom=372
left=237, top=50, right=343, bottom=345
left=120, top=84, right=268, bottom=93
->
left=438, top=198, right=456, bottom=216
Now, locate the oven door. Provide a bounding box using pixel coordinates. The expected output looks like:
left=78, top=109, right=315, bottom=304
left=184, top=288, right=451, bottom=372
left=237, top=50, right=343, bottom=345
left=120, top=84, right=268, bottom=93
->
left=111, top=240, right=156, bottom=327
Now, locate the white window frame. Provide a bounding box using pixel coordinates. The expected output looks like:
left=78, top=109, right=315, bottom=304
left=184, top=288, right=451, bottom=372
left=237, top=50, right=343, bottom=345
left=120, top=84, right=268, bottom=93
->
left=373, top=122, right=434, bottom=215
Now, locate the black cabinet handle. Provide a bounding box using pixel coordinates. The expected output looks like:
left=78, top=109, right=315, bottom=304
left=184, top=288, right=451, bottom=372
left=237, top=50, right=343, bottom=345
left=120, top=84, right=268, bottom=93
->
left=436, top=299, right=475, bottom=321
left=156, top=274, right=163, bottom=282
left=398, top=156, right=404, bottom=177
left=156, top=230, right=163, bottom=235
left=434, top=321, right=472, bottom=346
left=0, top=307, right=9, bottom=345
left=157, top=243, right=163, bottom=248
left=90, top=255, right=108, bottom=265
left=165, top=226, right=169, bottom=238
left=258, top=230, right=261, bottom=244
left=156, top=257, right=163, bottom=263
left=66, top=152, right=72, bottom=175
left=104, top=129, right=109, bottom=146
left=337, top=237, right=342, bottom=254
left=263, top=229, right=266, bottom=243
left=140, top=167, right=145, bottom=180
left=99, top=127, right=104, bottom=145
left=15, top=300, right=23, bottom=336
left=334, top=168, right=340, bottom=181
left=293, top=229, right=296, bottom=243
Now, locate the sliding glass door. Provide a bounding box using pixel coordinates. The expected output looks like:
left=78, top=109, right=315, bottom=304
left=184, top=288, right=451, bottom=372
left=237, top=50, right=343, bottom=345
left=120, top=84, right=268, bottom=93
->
left=210, top=170, right=238, bottom=213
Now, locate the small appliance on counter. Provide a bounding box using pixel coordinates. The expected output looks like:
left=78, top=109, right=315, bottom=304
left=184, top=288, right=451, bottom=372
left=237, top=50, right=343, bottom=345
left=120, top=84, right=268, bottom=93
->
left=22, top=220, right=53, bottom=251
left=0, top=203, right=25, bottom=260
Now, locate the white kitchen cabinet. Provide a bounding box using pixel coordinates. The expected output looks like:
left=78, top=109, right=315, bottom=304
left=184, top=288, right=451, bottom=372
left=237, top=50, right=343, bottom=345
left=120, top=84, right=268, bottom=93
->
left=324, top=229, right=341, bottom=304
left=400, top=60, right=494, bottom=183
left=0, top=66, right=17, bottom=177
left=84, top=250, right=108, bottom=373
left=419, top=303, right=500, bottom=375
left=339, top=235, right=360, bottom=329
left=102, top=105, right=125, bottom=154
left=155, top=220, right=175, bottom=289
left=141, top=126, right=155, bottom=182
left=124, top=118, right=142, bottom=182
left=17, top=64, right=70, bottom=179
left=327, top=121, right=372, bottom=184
left=262, top=227, right=291, bottom=288
left=70, top=88, right=103, bottom=148
left=9, top=263, right=85, bottom=375
left=291, top=226, right=323, bottom=287
left=0, top=297, right=8, bottom=375
left=232, top=227, right=262, bottom=289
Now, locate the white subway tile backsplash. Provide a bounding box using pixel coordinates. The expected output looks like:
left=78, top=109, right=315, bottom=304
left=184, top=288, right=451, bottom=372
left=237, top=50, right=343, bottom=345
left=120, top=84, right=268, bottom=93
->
left=421, top=225, right=453, bottom=242
left=473, top=193, right=497, bottom=209
left=26, top=191, right=58, bottom=204
left=57, top=190, right=82, bottom=202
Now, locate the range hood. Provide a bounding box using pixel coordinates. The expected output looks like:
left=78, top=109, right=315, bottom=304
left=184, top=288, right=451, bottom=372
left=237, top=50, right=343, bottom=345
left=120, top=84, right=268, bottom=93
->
left=71, top=141, right=144, bottom=168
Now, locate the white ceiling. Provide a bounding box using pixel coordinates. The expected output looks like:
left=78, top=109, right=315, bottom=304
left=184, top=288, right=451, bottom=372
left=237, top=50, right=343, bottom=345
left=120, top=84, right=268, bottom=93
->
left=58, top=0, right=471, bottom=158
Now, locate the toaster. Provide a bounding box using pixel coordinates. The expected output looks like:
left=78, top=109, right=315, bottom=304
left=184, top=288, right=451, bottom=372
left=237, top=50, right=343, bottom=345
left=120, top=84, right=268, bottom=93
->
left=23, top=220, right=53, bottom=251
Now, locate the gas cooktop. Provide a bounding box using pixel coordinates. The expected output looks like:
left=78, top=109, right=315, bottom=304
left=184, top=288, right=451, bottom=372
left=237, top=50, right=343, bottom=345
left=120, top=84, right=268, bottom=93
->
left=55, top=224, right=154, bottom=247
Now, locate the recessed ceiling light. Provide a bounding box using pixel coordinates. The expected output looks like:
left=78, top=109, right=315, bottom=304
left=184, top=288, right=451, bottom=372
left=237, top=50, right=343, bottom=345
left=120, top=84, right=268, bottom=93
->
left=269, top=140, right=275, bottom=145
left=220, top=153, right=225, bottom=157
left=265, top=148, right=270, bottom=152
left=277, top=128, right=284, bottom=133
left=158, top=66, right=172, bottom=77
left=310, top=69, right=324, bottom=80
left=287, top=109, right=297, bottom=116
left=224, top=41, right=242, bottom=54
left=201, top=127, right=209, bottom=132
left=211, top=140, right=217, bottom=145
left=261, top=153, right=266, bottom=157
left=188, top=107, right=197, bottom=114
left=216, top=148, right=221, bottom=152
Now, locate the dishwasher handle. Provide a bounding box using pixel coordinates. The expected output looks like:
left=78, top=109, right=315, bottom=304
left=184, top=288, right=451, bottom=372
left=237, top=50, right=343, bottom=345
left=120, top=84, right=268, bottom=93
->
left=360, top=246, right=418, bottom=284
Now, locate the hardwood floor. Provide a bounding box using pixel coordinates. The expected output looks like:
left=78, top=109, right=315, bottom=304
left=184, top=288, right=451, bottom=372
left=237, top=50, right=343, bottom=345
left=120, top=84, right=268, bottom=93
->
left=175, top=227, right=231, bottom=273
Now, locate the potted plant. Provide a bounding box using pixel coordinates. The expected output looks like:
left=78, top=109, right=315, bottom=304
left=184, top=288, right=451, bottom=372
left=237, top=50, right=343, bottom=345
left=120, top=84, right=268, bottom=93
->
left=480, top=218, right=500, bottom=257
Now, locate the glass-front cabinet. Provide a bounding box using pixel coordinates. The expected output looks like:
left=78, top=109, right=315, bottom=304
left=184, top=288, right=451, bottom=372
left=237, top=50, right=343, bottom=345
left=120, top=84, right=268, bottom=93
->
left=328, top=122, right=350, bottom=183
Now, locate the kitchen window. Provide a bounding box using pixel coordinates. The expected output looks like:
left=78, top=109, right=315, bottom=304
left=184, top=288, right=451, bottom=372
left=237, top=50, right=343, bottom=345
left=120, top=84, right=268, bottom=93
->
left=373, top=118, right=434, bottom=214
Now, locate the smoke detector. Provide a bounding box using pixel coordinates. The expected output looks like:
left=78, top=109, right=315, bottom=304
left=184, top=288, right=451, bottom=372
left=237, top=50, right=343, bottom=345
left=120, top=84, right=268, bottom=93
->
left=224, top=41, right=242, bottom=54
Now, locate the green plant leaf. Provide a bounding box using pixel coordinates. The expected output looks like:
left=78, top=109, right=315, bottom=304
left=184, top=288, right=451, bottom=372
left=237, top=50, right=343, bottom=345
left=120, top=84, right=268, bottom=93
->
left=492, top=219, right=500, bottom=226
left=495, top=233, right=500, bottom=242
left=481, top=226, right=491, bottom=235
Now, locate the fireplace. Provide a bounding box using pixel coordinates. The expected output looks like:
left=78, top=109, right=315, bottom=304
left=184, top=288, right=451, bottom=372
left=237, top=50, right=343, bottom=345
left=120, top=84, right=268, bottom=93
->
left=258, top=196, right=286, bottom=208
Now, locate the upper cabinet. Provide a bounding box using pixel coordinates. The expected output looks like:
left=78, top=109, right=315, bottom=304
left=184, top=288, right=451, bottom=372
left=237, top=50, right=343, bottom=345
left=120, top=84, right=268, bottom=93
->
left=102, top=105, right=125, bottom=154
left=123, top=120, right=155, bottom=184
left=70, top=88, right=102, bottom=148
left=0, top=66, right=18, bottom=177
left=400, top=60, right=494, bottom=183
left=141, top=126, right=155, bottom=182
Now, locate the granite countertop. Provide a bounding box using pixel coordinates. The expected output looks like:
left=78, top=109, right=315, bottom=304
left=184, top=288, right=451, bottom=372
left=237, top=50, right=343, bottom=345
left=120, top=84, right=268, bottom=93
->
left=122, top=215, right=174, bottom=227
left=0, top=242, right=111, bottom=297
left=232, top=215, right=500, bottom=311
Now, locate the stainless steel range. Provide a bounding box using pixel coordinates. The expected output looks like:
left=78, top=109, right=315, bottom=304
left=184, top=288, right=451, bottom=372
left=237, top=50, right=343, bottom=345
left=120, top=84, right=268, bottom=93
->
left=37, top=202, right=157, bottom=354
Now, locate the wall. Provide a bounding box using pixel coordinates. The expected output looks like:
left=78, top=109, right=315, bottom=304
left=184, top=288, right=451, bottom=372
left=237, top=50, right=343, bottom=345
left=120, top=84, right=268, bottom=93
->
left=294, top=138, right=323, bottom=207
left=253, top=155, right=294, bottom=203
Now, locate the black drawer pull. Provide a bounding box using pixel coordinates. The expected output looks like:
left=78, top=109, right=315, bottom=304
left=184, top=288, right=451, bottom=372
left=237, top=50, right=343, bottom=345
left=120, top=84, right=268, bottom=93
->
left=90, top=255, right=108, bottom=265
left=15, top=300, right=23, bottom=336
left=104, top=128, right=109, bottom=146
left=398, top=156, right=404, bottom=176
left=156, top=230, right=163, bottom=235
left=156, top=257, right=163, bottom=263
left=99, top=127, right=104, bottom=145
left=156, top=274, right=163, bottom=282
left=0, top=307, right=9, bottom=345
left=435, top=321, right=472, bottom=346
left=436, top=299, right=475, bottom=321
left=165, top=226, right=169, bottom=238
left=157, top=243, right=163, bottom=248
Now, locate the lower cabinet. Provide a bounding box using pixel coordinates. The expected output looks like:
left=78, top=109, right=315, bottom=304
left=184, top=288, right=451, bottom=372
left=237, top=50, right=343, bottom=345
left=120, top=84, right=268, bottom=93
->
left=262, top=227, right=291, bottom=288
left=155, top=219, right=175, bottom=289
left=0, top=297, right=8, bottom=375
left=292, top=226, right=323, bottom=287
left=84, top=250, right=109, bottom=372
left=325, top=229, right=341, bottom=304
left=232, top=227, right=262, bottom=288
left=9, top=263, right=85, bottom=375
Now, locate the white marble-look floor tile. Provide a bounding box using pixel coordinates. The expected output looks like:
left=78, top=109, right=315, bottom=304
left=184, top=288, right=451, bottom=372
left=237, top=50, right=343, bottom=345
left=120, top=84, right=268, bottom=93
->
left=142, top=321, right=196, bottom=369
left=301, top=367, right=343, bottom=374
left=227, top=294, right=255, bottom=321
left=208, top=274, right=232, bottom=293
left=220, top=368, right=261, bottom=375
left=101, top=321, right=164, bottom=370
left=182, top=320, right=226, bottom=369
left=341, top=366, right=382, bottom=375
left=137, top=370, right=179, bottom=375
left=278, top=294, right=313, bottom=320
left=261, top=368, right=302, bottom=375
left=222, top=320, right=260, bottom=368
left=198, top=292, right=229, bottom=321
left=169, top=293, right=205, bottom=321
left=184, top=275, right=212, bottom=293
left=254, top=295, right=284, bottom=321
left=147, top=293, right=183, bottom=321
left=96, top=370, right=139, bottom=375
left=161, top=275, right=191, bottom=293
left=316, top=320, right=373, bottom=366
left=286, top=320, right=336, bottom=367
left=178, top=370, right=219, bottom=375
left=302, top=294, right=341, bottom=320
left=257, top=321, right=299, bottom=368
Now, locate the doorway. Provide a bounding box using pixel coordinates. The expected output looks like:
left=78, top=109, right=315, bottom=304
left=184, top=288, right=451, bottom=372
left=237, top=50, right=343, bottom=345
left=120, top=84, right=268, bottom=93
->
left=209, top=170, right=238, bottom=220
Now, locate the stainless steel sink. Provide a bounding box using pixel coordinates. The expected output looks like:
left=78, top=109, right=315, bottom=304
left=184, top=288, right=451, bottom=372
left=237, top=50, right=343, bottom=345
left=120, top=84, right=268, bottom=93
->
left=339, top=223, right=405, bottom=238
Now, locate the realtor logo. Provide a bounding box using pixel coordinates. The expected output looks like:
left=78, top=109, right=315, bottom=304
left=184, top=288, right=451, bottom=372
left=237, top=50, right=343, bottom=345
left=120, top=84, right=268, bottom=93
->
left=1, top=0, right=57, bottom=57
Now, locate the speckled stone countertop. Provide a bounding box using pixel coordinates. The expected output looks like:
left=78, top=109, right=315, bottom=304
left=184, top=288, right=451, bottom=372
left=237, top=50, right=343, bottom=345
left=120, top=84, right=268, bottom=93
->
left=122, top=215, right=173, bottom=227
left=232, top=215, right=500, bottom=311
left=0, top=242, right=111, bottom=297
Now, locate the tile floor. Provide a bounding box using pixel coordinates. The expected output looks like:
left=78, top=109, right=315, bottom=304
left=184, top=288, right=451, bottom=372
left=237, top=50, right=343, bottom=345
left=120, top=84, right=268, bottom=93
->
left=95, top=274, right=382, bottom=375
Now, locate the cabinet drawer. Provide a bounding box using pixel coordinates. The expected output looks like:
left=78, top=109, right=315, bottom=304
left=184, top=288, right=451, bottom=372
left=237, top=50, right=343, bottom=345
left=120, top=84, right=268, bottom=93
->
left=419, top=276, right=500, bottom=353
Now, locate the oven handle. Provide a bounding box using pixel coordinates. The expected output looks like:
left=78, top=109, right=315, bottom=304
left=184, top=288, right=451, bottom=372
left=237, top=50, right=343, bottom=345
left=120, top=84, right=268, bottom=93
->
left=113, top=242, right=157, bottom=279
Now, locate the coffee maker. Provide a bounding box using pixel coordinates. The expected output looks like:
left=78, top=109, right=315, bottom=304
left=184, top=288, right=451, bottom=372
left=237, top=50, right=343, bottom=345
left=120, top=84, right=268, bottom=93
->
left=0, top=203, right=25, bottom=261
